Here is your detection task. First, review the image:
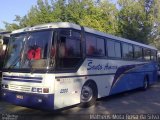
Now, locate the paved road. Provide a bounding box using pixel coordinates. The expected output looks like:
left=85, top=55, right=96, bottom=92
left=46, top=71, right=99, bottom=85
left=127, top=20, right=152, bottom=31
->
left=1, top=81, right=160, bottom=120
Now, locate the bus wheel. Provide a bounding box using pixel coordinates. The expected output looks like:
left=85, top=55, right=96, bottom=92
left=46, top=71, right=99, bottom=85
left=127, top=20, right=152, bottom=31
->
left=80, top=82, right=97, bottom=108
left=142, top=76, right=149, bottom=90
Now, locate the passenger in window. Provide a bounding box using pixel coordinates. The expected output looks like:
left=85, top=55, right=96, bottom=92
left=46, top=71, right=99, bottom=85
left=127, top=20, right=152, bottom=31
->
left=59, top=37, right=68, bottom=57
left=27, top=45, right=41, bottom=60
left=88, top=45, right=95, bottom=55
left=51, top=47, right=56, bottom=58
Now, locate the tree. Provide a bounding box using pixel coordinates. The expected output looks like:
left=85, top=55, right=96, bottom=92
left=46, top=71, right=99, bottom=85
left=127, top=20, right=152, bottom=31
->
left=117, top=0, right=154, bottom=44
left=19, top=0, right=54, bottom=27
left=3, top=21, right=20, bottom=31
left=65, top=0, right=118, bottom=34
left=3, top=0, right=118, bottom=35
left=149, top=0, right=160, bottom=49
left=51, top=0, right=68, bottom=22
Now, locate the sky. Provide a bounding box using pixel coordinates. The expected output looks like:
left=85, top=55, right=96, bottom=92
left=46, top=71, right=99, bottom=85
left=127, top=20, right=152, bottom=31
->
left=0, top=0, right=37, bottom=29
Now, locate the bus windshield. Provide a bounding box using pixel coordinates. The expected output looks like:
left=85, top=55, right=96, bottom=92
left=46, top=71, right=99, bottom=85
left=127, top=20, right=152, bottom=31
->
left=4, top=30, right=53, bottom=69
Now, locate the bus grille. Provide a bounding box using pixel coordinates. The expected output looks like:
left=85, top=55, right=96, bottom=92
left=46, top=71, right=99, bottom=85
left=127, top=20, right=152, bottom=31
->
left=3, top=75, right=42, bottom=83
left=9, top=84, right=31, bottom=92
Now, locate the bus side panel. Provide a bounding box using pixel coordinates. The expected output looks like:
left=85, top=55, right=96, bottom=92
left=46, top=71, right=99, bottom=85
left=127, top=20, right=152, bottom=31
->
left=85, top=75, right=115, bottom=98
left=109, top=62, right=157, bottom=95
left=109, top=73, right=143, bottom=95
left=53, top=75, right=115, bottom=109
left=54, top=76, right=85, bottom=110
left=130, top=72, right=144, bottom=89
left=110, top=75, right=130, bottom=95
left=129, top=62, right=157, bottom=87
left=77, top=59, right=147, bottom=98
left=147, top=62, right=158, bottom=84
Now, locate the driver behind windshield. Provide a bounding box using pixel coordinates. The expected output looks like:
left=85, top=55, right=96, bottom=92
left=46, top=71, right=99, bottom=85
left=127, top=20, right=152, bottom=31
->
left=27, top=45, right=41, bottom=60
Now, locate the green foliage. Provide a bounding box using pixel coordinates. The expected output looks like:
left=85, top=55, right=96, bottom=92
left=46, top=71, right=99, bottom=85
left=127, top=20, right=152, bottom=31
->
left=77, top=0, right=118, bottom=34
left=3, top=0, right=118, bottom=35
left=149, top=0, right=160, bottom=49
left=3, top=21, right=20, bottom=31
left=117, top=0, right=154, bottom=44
left=18, top=0, right=53, bottom=27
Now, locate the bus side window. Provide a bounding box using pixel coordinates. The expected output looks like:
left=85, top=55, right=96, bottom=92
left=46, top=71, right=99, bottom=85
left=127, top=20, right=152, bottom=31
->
left=96, top=38, right=105, bottom=56
left=58, top=29, right=82, bottom=69
left=134, top=46, right=143, bottom=60
left=88, top=46, right=95, bottom=55
left=86, top=34, right=105, bottom=56
left=151, top=50, right=157, bottom=61
left=143, top=48, right=151, bottom=60
left=86, top=35, right=96, bottom=56
left=107, top=39, right=121, bottom=58
left=122, top=43, right=133, bottom=59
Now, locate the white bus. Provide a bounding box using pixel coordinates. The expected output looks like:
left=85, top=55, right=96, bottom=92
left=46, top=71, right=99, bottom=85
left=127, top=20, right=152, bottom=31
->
left=1, top=22, right=158, bottom=110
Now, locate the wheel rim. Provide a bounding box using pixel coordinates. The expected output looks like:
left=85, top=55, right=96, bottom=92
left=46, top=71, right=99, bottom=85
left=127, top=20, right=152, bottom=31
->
left=81, top=86, right=93, bottom=102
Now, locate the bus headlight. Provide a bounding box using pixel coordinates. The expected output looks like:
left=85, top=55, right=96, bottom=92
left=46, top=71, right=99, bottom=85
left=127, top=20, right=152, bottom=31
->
left=31, top=87, right=37, bottom=92
left=37, top=88, right=42, bottom=93
left=1, top=84, right=5, bottom=88
left=5, top=85, right=8, bottom=88
left=31, top=87, right=42, bottom=93
left=31, top=87, right=49, bottom=93
left=1, top=84, right=8, bottom=89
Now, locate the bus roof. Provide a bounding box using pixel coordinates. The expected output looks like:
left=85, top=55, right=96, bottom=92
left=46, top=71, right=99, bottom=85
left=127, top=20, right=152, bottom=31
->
left=11, top=22, right=157, bottom=50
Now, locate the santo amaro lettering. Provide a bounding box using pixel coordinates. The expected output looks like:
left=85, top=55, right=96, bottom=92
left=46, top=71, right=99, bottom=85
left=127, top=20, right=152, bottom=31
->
left=87, top=60, right=118, bottom=71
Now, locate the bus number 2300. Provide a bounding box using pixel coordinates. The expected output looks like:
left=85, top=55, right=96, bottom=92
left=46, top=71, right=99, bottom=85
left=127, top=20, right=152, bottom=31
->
left=60, top=88, right=68, bottom=93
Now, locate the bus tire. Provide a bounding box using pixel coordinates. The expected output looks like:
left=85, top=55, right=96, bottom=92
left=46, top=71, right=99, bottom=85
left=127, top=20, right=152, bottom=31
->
left=142, top=76, right=149, bottom=90
left=79, top=81, right=97, bottom=108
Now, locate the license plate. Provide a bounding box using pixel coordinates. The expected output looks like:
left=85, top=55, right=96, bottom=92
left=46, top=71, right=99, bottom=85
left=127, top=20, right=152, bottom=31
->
left=16, top=95, right=23, bottom=99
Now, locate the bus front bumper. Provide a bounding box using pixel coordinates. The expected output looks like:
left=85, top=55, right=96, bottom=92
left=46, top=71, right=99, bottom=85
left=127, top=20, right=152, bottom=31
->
left=1, top=89, right=54, bottom=110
